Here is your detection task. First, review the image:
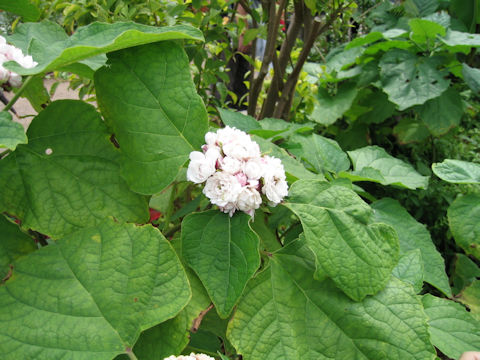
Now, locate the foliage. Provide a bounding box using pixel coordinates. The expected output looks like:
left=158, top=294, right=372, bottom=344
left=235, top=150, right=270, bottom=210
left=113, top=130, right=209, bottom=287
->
left=0, top=1, right=479, bottom=360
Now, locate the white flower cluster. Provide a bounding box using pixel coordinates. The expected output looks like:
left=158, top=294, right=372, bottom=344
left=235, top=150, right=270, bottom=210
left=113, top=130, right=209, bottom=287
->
left=0, top=35, right=37, bottom=88
left=187, top=126, right=288, bottom=217
left=164, top=353, right=215, bottom=360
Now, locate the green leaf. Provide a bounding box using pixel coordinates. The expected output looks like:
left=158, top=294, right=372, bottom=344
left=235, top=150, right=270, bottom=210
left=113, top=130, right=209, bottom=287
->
left=393, top=118, right=430, bottom=144
left=408, top=19, right=446, bottom=44
left=345, top=32, right=385, bottom=49
left=0, top=112, right=27, bottom=151
left=448, top=194, right=480, bottom=259
left=285, top=180, right=399, bottom=301
left=405, top=0, right=439, bottom=16
left=311, top=83, right=358, bottom=126
left=458, top=280, right=480, bottom=321
left=417, top=88, right=464, bottom=136
left=392, top=249, right=424, bottom=293
left=95, top=42, right=208, bottom=195
left=0, top=215, right=35, bottom=278
left=433, top=159, right=480, bottom=184
left=133, top=267, right=210, bottom=359
left=251, top=118, right=314, bottom=141
left=355, top=89, right=396, bottom=124
left=287, top=133, right=350, bottom=174
left=450, top=0, right=478, bottom=32
left=0, top=100, right=148, bottom=239
left=341, top=146, right=430, bottom=189
left=182, top=211, right=260, bottom=318
left=462, top=63, right=480, bottom=93
left=0, top=0, right=40, bottom=21
left=371, top=198, right=452, bottom=297
left=441, top=30, right=480, bottom=47
left=252, top=135, right=321, bottom=182
left=21, top=74, right=50, bottom=112
left=0, top=219, right=191, bottom=360
left=422, top=294, right=480, bottom=359
left=379, top=49, right=449, bottom=110
left=218, top=108, right=261, bottom=132
left=5, top=21, right=204, bottom=76
left=452, top=254, right=480, bottom=294
left=228, top=240, right=435, bottom=360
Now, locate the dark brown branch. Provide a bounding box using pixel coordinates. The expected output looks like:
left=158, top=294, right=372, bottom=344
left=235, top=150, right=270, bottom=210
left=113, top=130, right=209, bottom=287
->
left=260, top=0, right=305, bottom=118
left=247, top=0, right=288, bottom=117
left=274, top=3, right=350, bottom=119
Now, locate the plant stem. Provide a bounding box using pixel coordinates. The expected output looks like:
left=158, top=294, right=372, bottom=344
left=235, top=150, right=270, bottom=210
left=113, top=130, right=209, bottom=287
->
left=3, top=75, right=34, bottom=113
left=125, top=348, right=138, bottom=360
left=162, top=183, right=177, bottom=233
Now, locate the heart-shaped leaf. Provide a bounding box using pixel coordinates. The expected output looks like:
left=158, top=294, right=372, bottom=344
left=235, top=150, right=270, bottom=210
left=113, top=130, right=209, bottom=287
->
left=182, top=211, right=260, bottom=318
left=0, top=100, right=149, bottom=239
left=95, top=42, right=208, bottom=194
left=285, top=180, right=399, bottom=301
left=0, top=219, right=191, bottom=360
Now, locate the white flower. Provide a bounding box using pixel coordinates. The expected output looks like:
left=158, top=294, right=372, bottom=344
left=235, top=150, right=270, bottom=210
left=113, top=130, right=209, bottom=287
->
left=263, top=176, right=289, bottom=205
left=186, top=151, right=216, bottom=184
left=0, top=35, right=37, bottom=88
left=203, top=172, right=242, bottom=207
left=244, top=157, right=264, bottom=180
left=163, top=353, right=215, bottom=360
left=220, top=156, right=243, bottom=174
left=237, top=187, right=262, bottom=216
left=205, top=131, right=217, bottom=146
left=263, top=155, right=286, bottom=179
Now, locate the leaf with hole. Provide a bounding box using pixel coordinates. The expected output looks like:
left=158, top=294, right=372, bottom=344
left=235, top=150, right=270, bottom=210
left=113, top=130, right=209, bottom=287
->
left=0, top=100, right=149, bottom=239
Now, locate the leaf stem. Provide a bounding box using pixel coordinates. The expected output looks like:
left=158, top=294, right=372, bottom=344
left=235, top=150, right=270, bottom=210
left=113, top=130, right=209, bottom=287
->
left=3, top=75, right=35, bottom=113
left=125, top=348, right=138, bottom=360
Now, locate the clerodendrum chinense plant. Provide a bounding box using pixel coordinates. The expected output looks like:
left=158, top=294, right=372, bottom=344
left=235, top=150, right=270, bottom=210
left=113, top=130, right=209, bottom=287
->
left=0, top=9, right=479, bottom=360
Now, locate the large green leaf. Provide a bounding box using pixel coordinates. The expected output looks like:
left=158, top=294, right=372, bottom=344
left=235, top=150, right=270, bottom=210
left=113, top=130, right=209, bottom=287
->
left=5, top=21, right=204, bottom=76
left=417, top=88, right=464, bottom=136
left=218, top=108, right=261, bottom=132
left=450, top=0, right=478, bottom=32
left=227, top=240, right=435, bottom=360
left=133, top=269, right=210, bottom=359
left=0, top=0, right=40, bottom=21
left=0, top=215, right=35, bottom=278
left=95, top=42, right=208, bottom=195
left=458, top=280, right=480, bottom=321
left=0, top=219, right=191, bottom=360
left=432, top=159, right=480, bottom=184
left=132, top=237, right=211, bottom=359
left=252, top=135, right=321, bottom=182
left=340, top=146, right=429, bottom=189
left=379, top=49, right=449, bottom=110
left=392, top=249, right=424, bottom=293
left=310, top=83, right=358, bottom=126
left=0, top=112, right=27, bottom=151
left=452, top=254, right=480, bottom=294
left=182, top=211, right=260, bottom=318
left=441, top=30, right=480, bottom=47
left=285, top=180, right=399, bottom=301
left=462, top=63, right=480, bottom=93
left=288, top=133, right=350, bottom=174
left=448, top=194, right=480, bottom=259
left=372, top=198, right=452, bottom=296
left=408, top=18, right=445, bottom=45
left=393, top=118, right=430, bottom=144
left=422, top=294, right=480, bottom=359
left=0, top=100, right=148, bottom=239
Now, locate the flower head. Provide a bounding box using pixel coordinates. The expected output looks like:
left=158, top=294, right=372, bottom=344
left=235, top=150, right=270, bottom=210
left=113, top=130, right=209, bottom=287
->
left=0, top=36, right=37, bottom=88
left=187, top=126, right=288, bottom=217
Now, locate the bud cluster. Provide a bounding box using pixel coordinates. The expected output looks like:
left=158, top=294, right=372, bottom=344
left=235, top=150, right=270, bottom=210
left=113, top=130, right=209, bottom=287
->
left=187, top=126, right=288, bottom=217
left=0, top=36, right=37, bottom=88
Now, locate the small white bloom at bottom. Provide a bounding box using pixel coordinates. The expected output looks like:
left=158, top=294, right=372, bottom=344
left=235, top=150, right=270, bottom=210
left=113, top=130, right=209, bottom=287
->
left=163, top=353, right=215, bottom=360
